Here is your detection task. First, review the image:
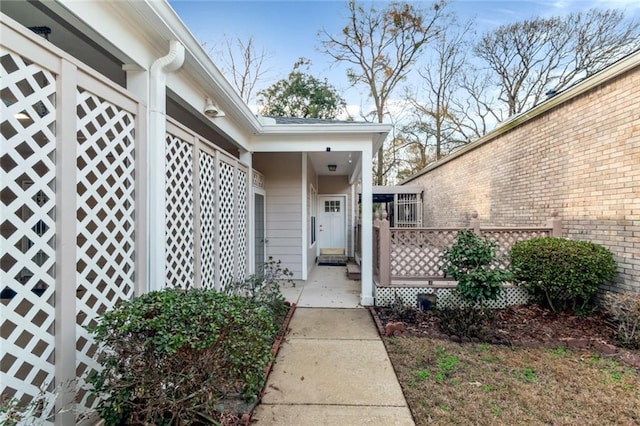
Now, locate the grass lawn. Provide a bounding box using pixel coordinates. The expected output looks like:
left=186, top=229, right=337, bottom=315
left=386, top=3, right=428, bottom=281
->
left=385, top=337, right=640, bottom=425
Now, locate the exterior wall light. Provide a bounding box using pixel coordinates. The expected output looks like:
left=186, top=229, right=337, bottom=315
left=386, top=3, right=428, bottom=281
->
left=204, top=97, right=225, bottom=117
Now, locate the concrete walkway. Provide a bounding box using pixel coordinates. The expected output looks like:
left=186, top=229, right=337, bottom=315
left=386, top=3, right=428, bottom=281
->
left=253, top=308, right=414, bottom=425
left=280, top=266, right=361, bottom=308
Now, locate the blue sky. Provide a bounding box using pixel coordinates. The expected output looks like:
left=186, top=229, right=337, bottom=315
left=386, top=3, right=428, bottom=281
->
left=168, top=0, right=640, bottom=111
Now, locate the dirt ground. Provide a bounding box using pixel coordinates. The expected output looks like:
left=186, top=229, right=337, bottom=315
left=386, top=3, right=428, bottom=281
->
left=377, top=304, right=640, bottom=425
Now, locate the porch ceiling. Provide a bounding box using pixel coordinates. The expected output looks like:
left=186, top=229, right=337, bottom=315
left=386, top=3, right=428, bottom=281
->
left=309, top=151, right=360, bottom=176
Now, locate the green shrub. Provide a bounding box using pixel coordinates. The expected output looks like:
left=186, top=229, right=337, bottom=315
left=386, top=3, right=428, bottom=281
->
left=602, top=292, right=640, bottom=349
left=442, top=229, right=511, bottom=308
left=510, top=237, right=617, bottom=314
left=88, top=288, right=278, bottom=425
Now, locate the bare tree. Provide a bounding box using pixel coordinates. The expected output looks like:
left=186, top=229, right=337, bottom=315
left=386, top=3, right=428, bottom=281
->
left=406, top=20, right=472, bottom=162
left=207, top=35, right=272, bottom=105
left=319, top=0, right=446, bottom=185
left=475, top=9, right=640, bottom=116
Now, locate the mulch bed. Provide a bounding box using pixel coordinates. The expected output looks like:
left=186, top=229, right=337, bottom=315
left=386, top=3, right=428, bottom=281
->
left=371, top=304, right=640, bottom=369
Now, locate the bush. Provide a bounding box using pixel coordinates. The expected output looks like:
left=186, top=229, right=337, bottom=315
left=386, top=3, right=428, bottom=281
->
left=88, top=288, right=278, bottom=425
left=510, top=237, right=617, bottom=314
left=435, top=307, right=494, bottom=339
left=222, top=257, right=293, bottom=321
left=602, top=292, right=640, bottom=349
left=442, top=229, right=511, bottom=308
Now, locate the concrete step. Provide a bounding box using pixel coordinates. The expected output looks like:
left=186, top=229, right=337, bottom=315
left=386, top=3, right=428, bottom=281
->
left=318, top=254, right=347, bottom=266
left=346, top=262, right=361, bottom=280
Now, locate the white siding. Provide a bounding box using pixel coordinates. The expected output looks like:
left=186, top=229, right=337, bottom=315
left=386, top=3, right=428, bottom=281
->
left=254, top=153, right=303, bottom=278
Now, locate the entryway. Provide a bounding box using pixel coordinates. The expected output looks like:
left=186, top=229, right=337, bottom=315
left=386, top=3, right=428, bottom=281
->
left=317, top=195, right=347, bottom=265
left=280, top=266, right=360, bottom=308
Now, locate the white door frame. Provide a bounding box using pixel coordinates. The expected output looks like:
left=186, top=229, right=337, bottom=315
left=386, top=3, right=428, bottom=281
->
left=252, top=187, right=266, bottom=275
left=317, top=194, right=347, bottom=256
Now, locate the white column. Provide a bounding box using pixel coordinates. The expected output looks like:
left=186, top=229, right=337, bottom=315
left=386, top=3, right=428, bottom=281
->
left=301, top=153, right=308, bottom=280
left=125, top=65, right=149, bottom=296
left=360, top=144, right=374, bottom=306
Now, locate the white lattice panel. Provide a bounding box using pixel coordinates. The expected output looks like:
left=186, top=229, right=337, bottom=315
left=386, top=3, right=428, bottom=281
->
left=217, top=160, right=235, bottom=288
left=236, top=168, right=247, bottom=281
left=1, top=48, right=57, bottom=414
left=165, top=134, right=194, bottom=288
left=375, top=286, right=530, bottom=309
left=75, top=88, right=136, bottom=409
left=199, top=150, right=216, bottom=288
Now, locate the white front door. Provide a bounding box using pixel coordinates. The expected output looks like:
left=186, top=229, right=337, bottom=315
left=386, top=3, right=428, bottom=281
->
left=318, top=196, right=345, bottom=255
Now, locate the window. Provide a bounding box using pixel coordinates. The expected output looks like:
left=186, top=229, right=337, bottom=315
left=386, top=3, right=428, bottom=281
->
left=324, top=200, right=340, bottom=212
left=310, top=185, right=317, bottom=245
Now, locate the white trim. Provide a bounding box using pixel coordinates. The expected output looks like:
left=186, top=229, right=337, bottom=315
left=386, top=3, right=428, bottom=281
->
left=309, top=184, right=318, bottom=248
left=252, top=187, right=266, bottom=276
left=318, top=194, right=348, bottom=256
left=360, top=143, right=374, bottom=306
left=301, top=153, right=308, bottom=280
left=350, top=184, right=356, bottom=258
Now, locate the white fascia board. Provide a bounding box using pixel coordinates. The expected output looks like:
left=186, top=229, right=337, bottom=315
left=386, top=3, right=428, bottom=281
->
left=371, top=186, right=423, bottom=194
left=143, top=1, right=263, bottom=132
left=250, top=136, right=374, bottom=153
left=56, top=0, right=262, bottom=135
left=251, top=123, right=391, bottom=154
left=166, top=72, right=252, bottom=149
left=258, top=123, right=391, bottom=137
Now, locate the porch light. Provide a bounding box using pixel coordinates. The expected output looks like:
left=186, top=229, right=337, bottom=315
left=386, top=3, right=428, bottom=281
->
left=204, top=97, right=225, bottom=117
left=328, top=164, right=337, bottom=172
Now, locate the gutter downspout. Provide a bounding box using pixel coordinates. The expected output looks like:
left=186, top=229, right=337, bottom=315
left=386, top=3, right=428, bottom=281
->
left=148, top=40, right=185, bottom=291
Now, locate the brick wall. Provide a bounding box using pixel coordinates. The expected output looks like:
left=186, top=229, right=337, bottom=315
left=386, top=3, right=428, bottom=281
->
left=407, top=61, right=640, bottom=293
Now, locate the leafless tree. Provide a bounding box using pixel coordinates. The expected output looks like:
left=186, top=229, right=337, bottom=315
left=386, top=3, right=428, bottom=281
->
left=319, top=0, right=446, bottom=185
left=405, top=20, right=472, bottom=162
left=206, top=35, right=272, bottom=105
left=475, top=9, right=640, bottom=116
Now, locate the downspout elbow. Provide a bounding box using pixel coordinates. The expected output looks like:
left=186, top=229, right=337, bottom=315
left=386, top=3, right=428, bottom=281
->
left=151, top=39, right=185, bottom=76
left=150, top=40, right=185, bottom=113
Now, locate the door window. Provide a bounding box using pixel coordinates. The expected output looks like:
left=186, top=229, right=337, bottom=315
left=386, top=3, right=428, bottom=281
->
left=324, top=200, right=341, bottom=212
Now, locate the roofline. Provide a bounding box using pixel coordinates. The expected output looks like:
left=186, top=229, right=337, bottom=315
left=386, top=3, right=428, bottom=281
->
left=145, top=0, right=263, bottom=133
left=259, top=123, right=391, bottom=156
left=402, top=49, right=640, bottom=184
left=146, top=1, right=393, bottom=145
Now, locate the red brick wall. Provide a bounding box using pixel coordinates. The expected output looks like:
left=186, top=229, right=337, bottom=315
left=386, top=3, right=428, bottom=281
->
left=407, top=65, right=640, bottom=293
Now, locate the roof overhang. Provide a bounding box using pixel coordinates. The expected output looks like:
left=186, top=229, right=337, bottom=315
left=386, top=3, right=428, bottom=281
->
left=31, top=0, right=391, bottom=155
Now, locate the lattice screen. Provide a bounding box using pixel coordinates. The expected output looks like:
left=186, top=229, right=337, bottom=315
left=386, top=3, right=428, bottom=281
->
left=236, top=168, right=248, bottom=281
left=165, top=133, right=194, bottom=288
left=482, top=229, right=550, bottom=269
left=75, top=88, right=136, bottom=409
left=199, top=150, right=217, bottom=288
left=390, top=229, right=458, bottom=278
left=217, top=159, right=236, bottom=288
left=1, top=48, right=57, bottom=414
left=375, top=286, right=530, bottom=309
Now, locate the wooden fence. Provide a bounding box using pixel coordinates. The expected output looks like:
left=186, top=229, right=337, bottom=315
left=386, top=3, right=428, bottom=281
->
left=371, top=210, right=562, bottom=286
